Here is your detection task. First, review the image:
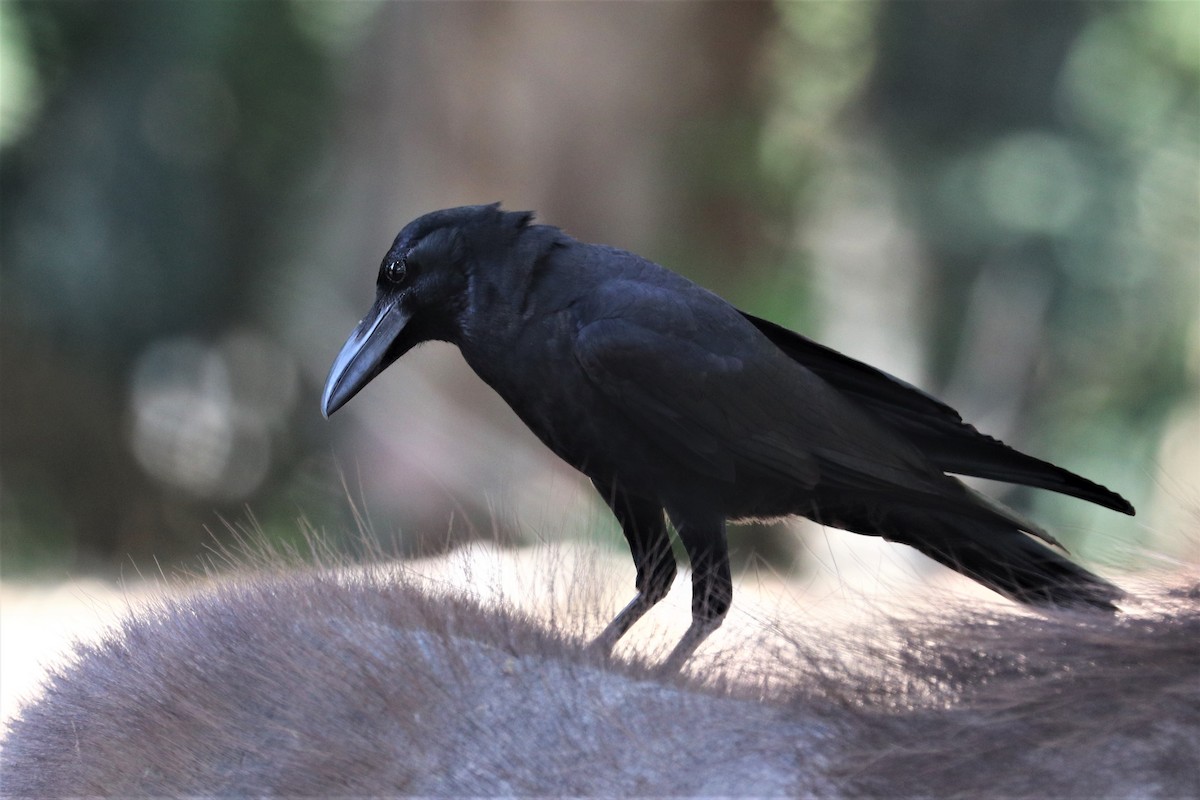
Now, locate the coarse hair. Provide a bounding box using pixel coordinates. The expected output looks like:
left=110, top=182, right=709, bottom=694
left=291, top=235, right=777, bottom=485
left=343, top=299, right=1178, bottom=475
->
left=2, top=526, right=1197, bottom=798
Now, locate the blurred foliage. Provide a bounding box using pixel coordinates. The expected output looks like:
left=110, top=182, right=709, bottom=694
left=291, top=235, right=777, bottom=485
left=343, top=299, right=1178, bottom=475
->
left=1, top=1, right=1195, bottom=579
left=1, top=0, right=341, bottom=574
left=859, top=2, right=1198, bottom=558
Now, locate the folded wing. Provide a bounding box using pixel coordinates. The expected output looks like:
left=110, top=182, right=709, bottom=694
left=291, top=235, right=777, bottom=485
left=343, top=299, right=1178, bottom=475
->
left=743, top=313, right=1134, bottom=515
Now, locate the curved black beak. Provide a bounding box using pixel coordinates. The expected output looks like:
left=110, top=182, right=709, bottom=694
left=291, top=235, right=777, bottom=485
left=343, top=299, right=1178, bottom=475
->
left=321, top=300, right=410, bottom=417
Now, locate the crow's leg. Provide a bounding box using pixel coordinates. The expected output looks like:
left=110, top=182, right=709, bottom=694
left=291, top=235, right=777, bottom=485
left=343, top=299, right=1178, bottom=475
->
left=661, top=514, right=732, bottom=671
left=590, top=482, right=676, bottom=655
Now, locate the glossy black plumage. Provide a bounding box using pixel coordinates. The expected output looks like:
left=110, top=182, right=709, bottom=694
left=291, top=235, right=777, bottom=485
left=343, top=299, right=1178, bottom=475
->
left=323, top=204, right=1132, bottom=665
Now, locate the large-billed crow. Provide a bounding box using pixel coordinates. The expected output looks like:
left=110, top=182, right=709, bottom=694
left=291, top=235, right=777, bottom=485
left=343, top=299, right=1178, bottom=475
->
left=322, top=204, right=1132, bottom=666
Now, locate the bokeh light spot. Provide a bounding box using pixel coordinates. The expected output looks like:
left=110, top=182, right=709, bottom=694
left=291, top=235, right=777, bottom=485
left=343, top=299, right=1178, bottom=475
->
left=130, top=338, right=236, bottom=496
left=1060, top=16, right=1179, bottom=143
left=0, top=2, right=40, bottom=148
left=127, top=330, right=294, bottom=500
left=980, top=132, right=1094, bottom=235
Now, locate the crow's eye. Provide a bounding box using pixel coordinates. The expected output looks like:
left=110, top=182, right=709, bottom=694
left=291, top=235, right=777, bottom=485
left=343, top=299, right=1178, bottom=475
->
left=383, top=258, right=407, bottom=284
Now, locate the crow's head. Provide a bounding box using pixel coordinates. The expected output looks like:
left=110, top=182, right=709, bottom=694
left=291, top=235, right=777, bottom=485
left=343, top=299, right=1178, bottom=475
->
left=321, top=203, right=531, bottom=417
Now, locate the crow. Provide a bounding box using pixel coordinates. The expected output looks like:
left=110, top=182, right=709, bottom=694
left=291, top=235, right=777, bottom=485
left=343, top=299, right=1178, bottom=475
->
left=322, top=204, right=1133, bottom=667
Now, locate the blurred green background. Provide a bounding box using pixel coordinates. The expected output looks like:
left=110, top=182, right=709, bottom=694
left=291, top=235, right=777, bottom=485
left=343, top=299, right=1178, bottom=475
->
left=2, top=0, right=1197, bottom=581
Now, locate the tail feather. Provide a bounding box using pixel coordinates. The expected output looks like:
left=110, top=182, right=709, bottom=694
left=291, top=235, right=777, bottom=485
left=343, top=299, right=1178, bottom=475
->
left=743, top=311, right=1135, bottom=516
left=891, top=515, right=1122, bottom=612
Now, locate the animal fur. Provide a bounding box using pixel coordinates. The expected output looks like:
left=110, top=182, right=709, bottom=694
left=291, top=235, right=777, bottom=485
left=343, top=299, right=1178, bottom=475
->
left=2, top=550, right=1197, bottom=798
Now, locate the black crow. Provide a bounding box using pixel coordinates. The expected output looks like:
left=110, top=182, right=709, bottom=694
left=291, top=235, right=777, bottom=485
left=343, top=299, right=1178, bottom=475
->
left=322, top=204, right=1132, bottom=666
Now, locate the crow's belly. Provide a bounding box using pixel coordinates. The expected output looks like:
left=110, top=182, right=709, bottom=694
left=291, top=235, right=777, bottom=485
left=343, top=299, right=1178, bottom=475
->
left=590, top=454, right=825, bottom=524
left=717, top=477, right=824, bottom=525
left=684, top=472, right=894, bottom=537
left=515, top=403, right=878, bottom=533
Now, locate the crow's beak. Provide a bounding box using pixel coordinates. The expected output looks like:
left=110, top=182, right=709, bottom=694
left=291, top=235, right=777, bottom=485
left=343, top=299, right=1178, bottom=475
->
left=321, top=300, right=410, bottom=417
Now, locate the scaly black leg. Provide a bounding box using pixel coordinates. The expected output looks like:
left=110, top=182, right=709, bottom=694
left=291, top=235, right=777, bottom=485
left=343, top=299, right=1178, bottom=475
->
left=661, top=513, right=732, bottom=671
left=590, top=482, right=676, bottom=654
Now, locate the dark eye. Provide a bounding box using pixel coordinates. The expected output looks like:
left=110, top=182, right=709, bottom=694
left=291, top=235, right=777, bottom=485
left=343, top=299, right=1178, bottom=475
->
left=383, top=257, right=407, bottom=284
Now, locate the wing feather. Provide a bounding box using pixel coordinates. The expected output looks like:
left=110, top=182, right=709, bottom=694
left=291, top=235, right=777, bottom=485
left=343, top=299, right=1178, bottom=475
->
left=743, top=312, right=1134, bottom=515
left=575, top=317, right=819, bottom=486
left=572, top=285, right=952, bottom=498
